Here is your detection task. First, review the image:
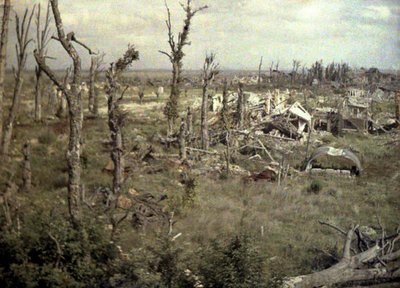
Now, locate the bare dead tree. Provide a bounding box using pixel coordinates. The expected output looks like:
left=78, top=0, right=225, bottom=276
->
left=275, top=60, right=280, bottom=86
left=221, top=78, right=230, bottom=130
left=1, top=7, right=35, bottom=156
left=89, top=52, right=104, bottom=116
left=34, top=2, right=52, bottom=122
left=159, top=0, right=208, bottom=136
left=224, top=131, right=230, bottom=175
left=88, top=56, right=98, bottom=113
left=269, top=61, right=274, bottom=85
left=21, top=141, right=31, bottom=192
left=221, top=79, right=231, bottom=175
left=301, top=65, right=306, bottom=86
left=47, top=84, right=57, bottom=114
left=0, top=0, right=11, bottom=143
left=291, top=59, right=301, bottom=86
left=396, top=91, right=400, bottom=122
left=34, top=0, right=95, bottom=229
left=56, top=67, right=70, bottom=118
left=138, top=85, right=145, bottom=104
left=186, top=106, right=192, bottom=143
left=309, top=60, right=324, bottom=86
left=283, top=222, right=400, bottom=287
left=178, top=117, right=187, bottom=161
left=200, top=53, right=219, bottom=150
left=258, top=56, right=263, bottom=90
left=236, top=82, right=245, bottom=129
left=105, top=45, right=139, bottom=239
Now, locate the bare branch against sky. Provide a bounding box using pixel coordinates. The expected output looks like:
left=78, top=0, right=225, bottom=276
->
left=9, top=0, right=400, bottom=70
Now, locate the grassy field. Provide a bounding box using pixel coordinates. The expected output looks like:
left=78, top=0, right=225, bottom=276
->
left=1, top=72, right=399, bottom=287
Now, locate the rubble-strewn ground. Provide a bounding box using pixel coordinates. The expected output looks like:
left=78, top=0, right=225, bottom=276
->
left=1, top=72, right=399, bottom=287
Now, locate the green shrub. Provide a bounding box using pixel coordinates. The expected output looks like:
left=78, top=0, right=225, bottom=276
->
left=182, top=175, right=197, bottom=209
left=135, top=235, right=191, bottom=288
left=0, top=210, right=128, bottom=288
left=198, top=234, right=266, bottom=288
left=308, top=179, right=324, bottom=194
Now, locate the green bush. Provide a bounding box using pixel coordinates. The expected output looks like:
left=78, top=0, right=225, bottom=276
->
left=308, top=179, right=324, bottom=194
left=197, top=234, right=266, bottom=288
left=0, top=210, right=138, bottom=288
left=182, top=175, right=197, bottom=209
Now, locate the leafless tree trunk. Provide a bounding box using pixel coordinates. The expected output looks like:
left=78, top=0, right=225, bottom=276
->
left=200, top=53, right=219, bottom=150
left=221, top=79, right=230, bottom=129
left=221, top=79, right=231, bottom=175
left=21, top=141, right=31, bottom=192
left=34, top=0, right=95, bottom=229
left=291, top=59, right=300, bottom=86
left=89, top=53, right=104, bottom=116
left=395, top=91, right=400, bottom=122
left=105, top=45, right=139, bottom=240
left=34, top=2, right=51, bottom=122
left=186, top=106, right=192, bottom=143
left=138, top=85, right=145, bottom=104
left=1, top=7, right=35, bottom=156
left=283, top=223, right=400, bottom=287
left=179, top=118, right=187, bottom=161
left=236, top=82, right=245, bottom=129
left=224, top=131, right=230, bottom=175
left=258, top=56, right=263, bottom=90
left=275, top=61, right=280, bottom=86
left=159, top=0, right=208, bottom=136
left=301, top=66, right=306, bottom=86
left=269, top=61, right=274, bottom=85
left=0, top=0, right=11, bottom=143
left=47, top=84, right=57, bottom=114
left=56, top=67, right=70, bottom=118
left=88, top=57, right=97, bottom=112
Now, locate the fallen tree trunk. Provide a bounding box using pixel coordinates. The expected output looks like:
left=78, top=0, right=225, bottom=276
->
left=283, top=224, right=400, bottom=288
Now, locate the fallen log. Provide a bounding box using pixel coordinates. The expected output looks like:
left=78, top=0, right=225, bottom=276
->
left=283, top=224, right=400, bottom=288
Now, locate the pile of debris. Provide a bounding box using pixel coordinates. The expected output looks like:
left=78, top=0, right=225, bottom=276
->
left=208, top=89, right=312, bottom=141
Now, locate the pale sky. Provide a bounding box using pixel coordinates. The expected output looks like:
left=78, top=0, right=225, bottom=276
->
left=8, top=0, right=400, bottom=71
